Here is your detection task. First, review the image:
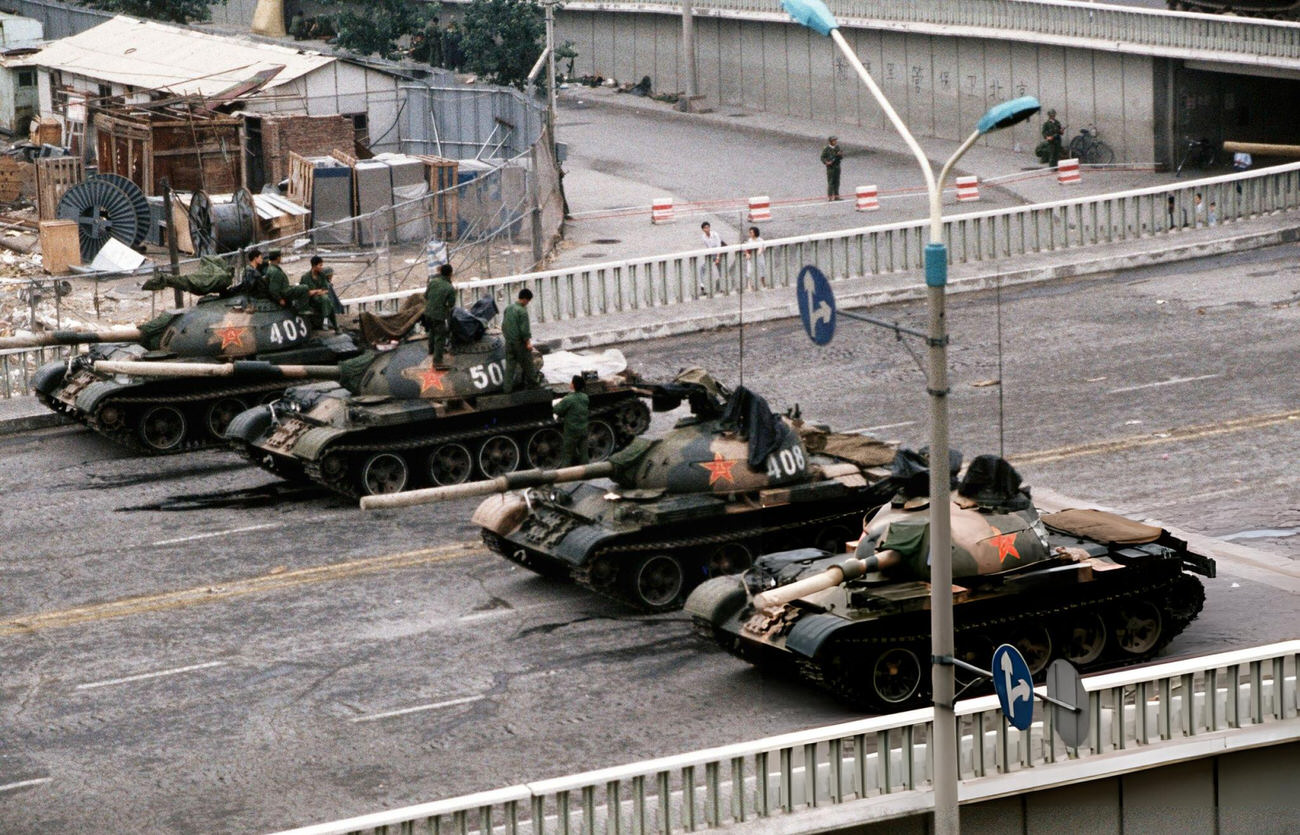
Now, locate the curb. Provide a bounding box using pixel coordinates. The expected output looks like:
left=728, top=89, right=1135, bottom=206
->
left=0, top=409, right=71, bottom=436
left=548, top=221, right=1300, bottom=351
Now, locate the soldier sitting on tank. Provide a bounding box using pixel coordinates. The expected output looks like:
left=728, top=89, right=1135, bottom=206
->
left=219, top=248, right=270, bottom=300
left=554, top=374, right=590, bottom=466
left=299, top=255, right=339, bottom=331
left=263, top=250, right=311, bottom=313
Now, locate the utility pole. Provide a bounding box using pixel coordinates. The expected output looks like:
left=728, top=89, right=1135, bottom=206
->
left=681, top=0, right=698, bottom=102
left=161, top=179, right=183, bottom=309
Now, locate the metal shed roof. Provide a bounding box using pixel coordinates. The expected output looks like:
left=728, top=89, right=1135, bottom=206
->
left=23, top=15, right=334, bottom=96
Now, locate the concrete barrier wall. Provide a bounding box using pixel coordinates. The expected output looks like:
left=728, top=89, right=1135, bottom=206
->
left=558, top=12, right=1155, bottom=161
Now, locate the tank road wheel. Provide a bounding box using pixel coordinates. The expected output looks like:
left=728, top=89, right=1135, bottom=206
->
left=318, top=450, right=350, bottom=486
left=96, top=402, right=127, bottom=431
left=1013, top=626, right=1054, bottom=676
left=623, top=553, right=686, bottom=612
left=137, top=405, right=188, bottom=452
left=586, top=420, right=616, bottom=461
left=359, top=453, right=410, bottom=495
left=478, top=435, right=521, bottom=478
left=204, top=397, right=247, bottom=439
left=428, top=443, right=473, bottom=486
left=870, top=647, right=925, bottom=708
left=1111, top=601, right=1163, bottom=656
left=1061, top=613, right=1108, bottom=666
left=705, top=542, right=753, bottom=578
left=612, top=399, right=651, bottom=439
left=525, top=428, right=564, bottom=469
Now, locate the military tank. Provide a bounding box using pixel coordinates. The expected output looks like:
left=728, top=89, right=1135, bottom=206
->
left=361, top=376, right=900, bottom=611
left=18, top=293, right=360, bottom=453
left=209, top=332, right=654, bottom=497
left=685, top=452, right=1217, bottom=713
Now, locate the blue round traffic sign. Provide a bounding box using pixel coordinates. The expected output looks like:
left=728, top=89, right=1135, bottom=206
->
left=991, top=643, right=1035, bottom=731
left=795, top=264, right=836, bottom=346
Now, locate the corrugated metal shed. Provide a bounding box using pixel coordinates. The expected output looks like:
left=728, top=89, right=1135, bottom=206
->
left=21, top=15, right=334, bottom=96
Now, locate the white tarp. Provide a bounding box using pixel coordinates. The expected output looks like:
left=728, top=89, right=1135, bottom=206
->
left=540, top=349, right=628, bottom=384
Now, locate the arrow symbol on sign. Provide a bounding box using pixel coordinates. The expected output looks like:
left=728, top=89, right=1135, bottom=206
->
left=1000, top=651, right=1032, bottom=716
left=801, top=274, right=831, bottom=328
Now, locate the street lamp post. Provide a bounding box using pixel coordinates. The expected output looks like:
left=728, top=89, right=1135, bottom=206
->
left=783, top=2, right=1040, bottom=833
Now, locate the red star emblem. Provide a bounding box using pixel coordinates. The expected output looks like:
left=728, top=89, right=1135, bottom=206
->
left=698, top=452, right=737, bottom=486
left=988, top=527, right=1021, bottom=565
left=215, top=326, right=247, bottom=351
left=412, top=365, right=446, bottom=394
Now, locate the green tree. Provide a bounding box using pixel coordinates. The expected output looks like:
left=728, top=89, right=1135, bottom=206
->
left=459, top=0, right=545, bottom=90
left=316, top=0, right=439, bottom=60
left=82, top=0, right=223, bottom=23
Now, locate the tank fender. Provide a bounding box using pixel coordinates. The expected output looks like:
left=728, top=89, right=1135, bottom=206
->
left=554, top=523, right=621, bottom=568
left=32, top=360, right=67, bottom=396
left=471, top=494, right=529, bottom=536
left=683, top=575, right=749, bottom=627
left=225, top=404, right=274, bottom=444
left=74, top=379, right=126, bottom=415
left=785, top=612, right=856, bottom=659
left=289, top=426, right=349, bottom=459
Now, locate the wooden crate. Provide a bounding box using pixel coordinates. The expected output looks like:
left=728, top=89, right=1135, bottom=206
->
left=0, top=156, right=31, bottom=203
left=39, top=219, right=81, bottom=274
left=35, top=156, right=85, bottom=220
left=415, top=155, right=459, bottom=241
left=28, top=117, right=61, bottom=147
left=286, top=151, right=314, bottom=215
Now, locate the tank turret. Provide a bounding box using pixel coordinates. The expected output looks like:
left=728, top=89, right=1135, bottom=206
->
left=365, top=375, right=900, bottom=612
left=685, top=453, right=1217, bottom=713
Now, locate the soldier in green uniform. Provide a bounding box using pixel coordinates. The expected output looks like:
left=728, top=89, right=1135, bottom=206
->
left=820, top=136, right=843, bottom=201
left=221, top=248, right=269, bottom=299
left=264, top=250, right=309, bottom=312
left=554, top=374, right=590, bottom=466
left=423, top=262, right=456, bottom=367
left=1037, top=109, right=1064, bottom=166
left=299, top=255, right=339, bottom=331
left=502, top=288, right=540, bottom=393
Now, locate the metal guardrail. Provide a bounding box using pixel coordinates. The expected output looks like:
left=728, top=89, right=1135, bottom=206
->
left=271, top=640, right=1300, bottom=835
left=341, top=161, right=1300, bottom=324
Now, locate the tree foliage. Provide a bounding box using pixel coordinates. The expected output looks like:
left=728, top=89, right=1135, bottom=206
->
left=459, top=0, right=545, bottom=90
left=82, top=0, right=222, bottom=23
left=316, top=0, right=439, bottom=60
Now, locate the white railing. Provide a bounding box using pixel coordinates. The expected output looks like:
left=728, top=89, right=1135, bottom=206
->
left=438, top=0, right=1300, bottom=65
left=271, top=640, right=1300, bottom=835
left=341, top=162, right=1300, bottom=324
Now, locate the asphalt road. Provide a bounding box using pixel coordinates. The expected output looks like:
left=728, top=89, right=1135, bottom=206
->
left=1, top=243, right=1299, bottom=833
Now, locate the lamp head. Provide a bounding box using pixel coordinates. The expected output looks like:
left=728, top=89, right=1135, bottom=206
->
left=977, top=96, right=1041, bottom=134
left=782, top=0, right=839, bottom=36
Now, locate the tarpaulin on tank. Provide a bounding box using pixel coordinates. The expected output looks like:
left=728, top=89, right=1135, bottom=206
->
left=719, top=386, right=790, bottom=467
left=136, top=311, right=174, bottom=350
left=958, top=455, right=1031, bottom=511
left=451, top=296, right=498, bottom=344
left=1040, top=509, right=1163, bottom=546
left=358, top=294, right=423, bottom=346
left=891, top=446, right=963, bottom=497
left=141, top=256, right=233, bottom=295
left=800, top=427, right=896, bottom=468
left=338, top=350, right=377, bottom=394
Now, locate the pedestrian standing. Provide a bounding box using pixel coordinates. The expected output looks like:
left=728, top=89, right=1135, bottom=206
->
left=423, top=262, right=456, bottom=367
left=1193, top=192, right=1205, bottom=228
left=820, top=136, right=843, bottom=201
left=743, top=225, right=767, bottom=290
left=299, top=255, right=339, bottom=331
left=1038, top=110, right=1064, bottom=166
left=1208, top=201, right=1218, bottom=226
left=698, top=221, right=723, bottom=293
left=502, top=288, right=540, bottom=393
left=554, top=374, right=590, bottom=466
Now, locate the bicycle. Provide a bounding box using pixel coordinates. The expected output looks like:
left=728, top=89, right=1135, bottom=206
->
left=1067, top=125, right=1115, bottom=165
left=1175, top=137, right=1218, bottom=178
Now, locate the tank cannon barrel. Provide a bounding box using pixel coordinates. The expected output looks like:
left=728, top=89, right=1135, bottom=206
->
left=93, top=360, right=342, bottom=379
left=0, top=327, right=143, bottom=350
left=751, top=551, right=901, bottom=612
left=360, top=461, right=618, bottom=510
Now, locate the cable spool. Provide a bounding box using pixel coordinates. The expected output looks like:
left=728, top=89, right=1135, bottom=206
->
left=188, top=189, right=256, bottom=255
left=56, top=178, right=141, bottom=262
left=90, top=173, right=150, bottom=247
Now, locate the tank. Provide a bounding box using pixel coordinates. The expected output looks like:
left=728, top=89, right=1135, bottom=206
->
left=685, top=452, right=1217, bottom=713
left=220, top=335, right=655, bottom=497
left=1167, top=1, right=1300, bottom=19
left=361, top=376, right=901, bottom=612
left=24, top=293, right=361, bottom=453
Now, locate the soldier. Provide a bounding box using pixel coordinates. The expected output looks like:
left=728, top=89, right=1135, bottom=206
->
left=299, top=255, right=338, bottom=331
left=502, top=288, right=540, bottom=393
left=554, top=374, right=590, bottom=466
left=221, top=248, right=268, bottom=299
left=820, top=136, right=843, bottom=201
left=1038, top=109, right=1064, bottom=166
left=263, top=250, right=309, bottom=311
left=423, top=262, right=456, bottom=368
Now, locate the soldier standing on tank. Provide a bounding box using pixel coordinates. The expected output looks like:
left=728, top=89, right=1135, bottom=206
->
left=502, top=288, right=540, bottom=393
left=423, top=262, right=456, bottom=368
left=820, top=136, right=843, bottom=201
left=264, top=250, right=308, bottom=311
left=299, top=256, right=339, bottom=331
left=554, top=374, right=590, bottom=466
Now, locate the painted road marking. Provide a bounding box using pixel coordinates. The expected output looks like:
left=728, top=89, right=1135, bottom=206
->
left=0, top=543, right=479, bottom=637
left=75, top=661, right=227, bottom=691
left=846, top=420, right=917, bottom=434
left=152, top=524, right=281, bottom=547
left=350, top=695, right=485, bottom=723
left=1107, top=373, right=1219, bottom=394
left=0, top=778, right=51, bottom=793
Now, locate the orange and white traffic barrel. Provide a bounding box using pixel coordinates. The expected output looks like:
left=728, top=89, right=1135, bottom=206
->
left=1058, top=158, right=1081, bottom=185
left=747, top=195, right=772, bottom=222
left=651, top=197, right=675, bottom=223
left=855, top=185, right=880, bottom=212
left=955, top=175, right=980, bottom=202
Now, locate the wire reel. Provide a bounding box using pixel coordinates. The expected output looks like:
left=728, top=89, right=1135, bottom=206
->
left=56, top=178, right=142, bottom=262
left=188, top=188, right=256, bottom=255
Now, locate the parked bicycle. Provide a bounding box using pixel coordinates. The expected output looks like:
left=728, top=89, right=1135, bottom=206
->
left=1175, top=137, right=1219, bottom=177
left=1067, top=125, right=1115, bottom=165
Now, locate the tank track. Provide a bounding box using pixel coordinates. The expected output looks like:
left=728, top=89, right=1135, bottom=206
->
left=727, top=569, right=1205, bottom=713
left=82, top=381, right=291, bottom=454
left=301, top=396, right=648, bottom=498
